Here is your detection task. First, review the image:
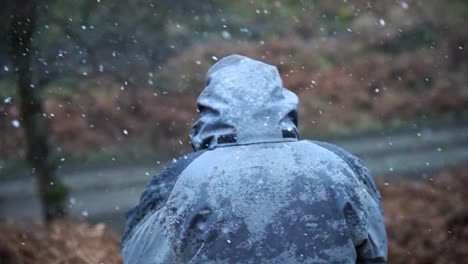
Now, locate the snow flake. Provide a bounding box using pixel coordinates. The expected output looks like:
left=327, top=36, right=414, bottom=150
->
left=378, top=19, right=386, bottom=27
left=221, top=30, right=231, bottom=39
left=11, top=119, right=20, bottom=128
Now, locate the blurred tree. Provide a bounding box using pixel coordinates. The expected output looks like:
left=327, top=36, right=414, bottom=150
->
left=6, top=0, right=68, bottom=222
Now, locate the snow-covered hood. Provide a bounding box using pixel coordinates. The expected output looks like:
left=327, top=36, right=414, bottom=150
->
left=190, top=54, right=300, bottom=151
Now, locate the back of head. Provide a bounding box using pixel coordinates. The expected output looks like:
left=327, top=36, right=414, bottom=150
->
left=190, top=54, right=300, bottom=150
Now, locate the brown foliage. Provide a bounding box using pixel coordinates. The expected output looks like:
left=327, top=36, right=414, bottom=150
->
left=379, top=165, right=468, bottom=263
left=2, top=26, right=468, bottom=160
left=0, top=220, right=122, bottom=264
left=0, top=166, right=467, bottom=263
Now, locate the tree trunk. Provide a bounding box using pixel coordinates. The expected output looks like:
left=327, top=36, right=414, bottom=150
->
left=8, top=0, right=68, bottom=223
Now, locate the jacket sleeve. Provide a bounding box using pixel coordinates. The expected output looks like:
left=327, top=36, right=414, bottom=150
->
left=310, top=140, right=388, bottom=263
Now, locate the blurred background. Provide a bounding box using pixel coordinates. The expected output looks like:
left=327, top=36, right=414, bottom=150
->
left=0, top=0, right=467, bottom=263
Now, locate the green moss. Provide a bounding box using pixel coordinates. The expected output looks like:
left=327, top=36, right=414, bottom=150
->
left=377, top=28, right=439, bottom=54
left=317, top=54, right=337, bottom=69
left=0, top=80, right=18, bottom=99
left=44, top=178, right=68, bottom=220
left=44, top=77, right=78, bottom=98
left=337, top=6, right=353, bottom=24
left=45, top=180, right=68, bottom=202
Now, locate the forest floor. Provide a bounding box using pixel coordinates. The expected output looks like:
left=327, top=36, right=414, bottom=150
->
left=0, top=165, right=467, bottom=264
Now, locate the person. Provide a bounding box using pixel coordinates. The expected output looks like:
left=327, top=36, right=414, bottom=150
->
left=121, top=55, right=387, bottom=263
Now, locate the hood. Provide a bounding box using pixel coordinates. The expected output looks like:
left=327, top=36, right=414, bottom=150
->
left=190, top=54, right=300, bottom=151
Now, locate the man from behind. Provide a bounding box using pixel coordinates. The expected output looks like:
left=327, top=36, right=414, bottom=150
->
left=121, top=55, right=388, bottom=263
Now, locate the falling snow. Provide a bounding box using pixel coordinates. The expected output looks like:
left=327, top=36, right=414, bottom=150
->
left=11, top=120, right=20, bottom=128
left=0, top=1, right=466, bottom=262
left=379, top=18, right=386, bottom=27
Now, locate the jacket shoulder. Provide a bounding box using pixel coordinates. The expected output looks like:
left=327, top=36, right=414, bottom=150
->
left=121, top=150, right=207, bottom=247
left=306, top=140, right=381, bottom=201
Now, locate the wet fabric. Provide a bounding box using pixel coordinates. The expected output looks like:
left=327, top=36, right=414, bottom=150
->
left=122, top=55, right=387, bottom=263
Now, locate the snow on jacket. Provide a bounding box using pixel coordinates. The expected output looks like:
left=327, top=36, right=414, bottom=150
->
left=121, top=55, right=388, bottom=263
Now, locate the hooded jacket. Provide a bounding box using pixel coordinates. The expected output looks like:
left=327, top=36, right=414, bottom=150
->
left=122, top=55, right=387, bottom=263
